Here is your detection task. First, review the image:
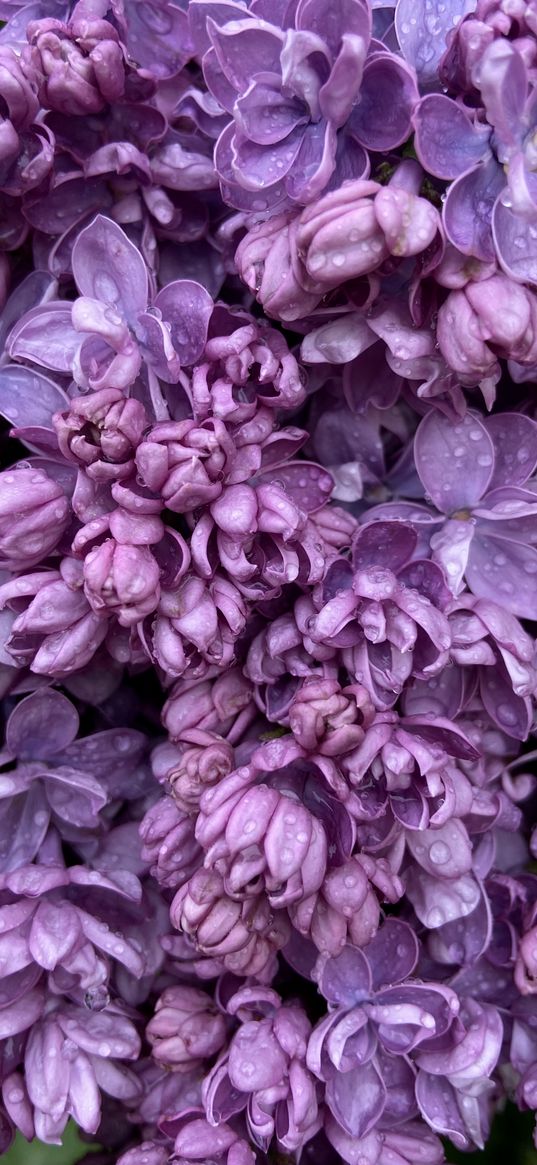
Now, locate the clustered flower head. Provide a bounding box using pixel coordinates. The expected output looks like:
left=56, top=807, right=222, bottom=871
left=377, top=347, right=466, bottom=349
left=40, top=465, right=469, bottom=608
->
left=0, top=0, right=535, bottom=1162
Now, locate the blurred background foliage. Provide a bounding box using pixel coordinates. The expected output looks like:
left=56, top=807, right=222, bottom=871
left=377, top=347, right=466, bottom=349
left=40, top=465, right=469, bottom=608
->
left=2, top=1106, right=536, bottom=1164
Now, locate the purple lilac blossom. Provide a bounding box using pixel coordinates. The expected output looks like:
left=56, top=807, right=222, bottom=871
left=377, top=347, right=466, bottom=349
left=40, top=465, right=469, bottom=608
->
left=0, top=0, right=534, bottom=1161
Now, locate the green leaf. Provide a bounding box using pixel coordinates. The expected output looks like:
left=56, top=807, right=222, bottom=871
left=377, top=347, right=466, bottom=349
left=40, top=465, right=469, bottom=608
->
left=3, top=1123, right=102, bottom=1165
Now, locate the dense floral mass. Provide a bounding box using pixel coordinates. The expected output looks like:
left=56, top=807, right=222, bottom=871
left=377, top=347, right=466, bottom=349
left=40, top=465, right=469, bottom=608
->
left=0, top=0, right=535, bottom=1162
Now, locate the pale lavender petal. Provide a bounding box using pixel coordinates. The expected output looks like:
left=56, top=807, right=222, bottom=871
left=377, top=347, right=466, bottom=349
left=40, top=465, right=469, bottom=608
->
left=0, top=365, right=69, bottom=430
left=443, top=157, right=505, bottom=262
left=72, top=216, right=148, bottom=323
left=414, top=410, right=494, bottom=513
left=413, top=95, right=490, bottom=180
left=153, top=281, right=213, bottom=366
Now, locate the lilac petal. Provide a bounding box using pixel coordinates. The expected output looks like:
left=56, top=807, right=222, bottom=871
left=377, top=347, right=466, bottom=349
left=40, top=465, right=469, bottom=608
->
left=72, top=216, right=148, bottom=324
left=413, top=95, right=490, bottom=180
left=466, top=532, right=537, bottom=619
left=0, top=364, right=69, bottom=430
left=395, top=0, right=477, bottom=85
left=68, top=1052, right=100, bottom=1135
left=326, top=1061, right=386, bottom=1138
left=301, top=314, right=375, bottom=363
left=406, top=868, right=480, bottom=929
left=350, top=56, right=417, bottom=151
left=23, top=177, right=112, bottom=236
left=475, top=40, right=527, bottom=151
left=123, top=0, right=192, bottom=79
left=77, top=911, right=145, bottom=976
left=136, top=311, right=181, bottom=383
left=365, top=919, right=419, bottom=989
left=480, top=663, right=532, bottom=739
left=429, top=893, right=492, bottom=966
left=285, top=119, right=337, bottom=204
left=492, top=197, right=537, bottom=284
left=257, top=462, right=333, bottom=513
left=485, top=413, right=537, bottom=490
left=8, top=304, right=80, bottom=372
left=316, top=945, right=372, bottom=1006
left=0, top=786, right=50, bottom=872
left=443, top=157, right=505, bottom=262
left=319, top=34, right=368, bottom=127
left=57, top=1009, right=140, bottom=1060
left=415, top=1074, right=472, bottom=1150
left=235, top=77, right=307, bottom=146
left=28, top=901, right=81, bottom=970
left=208, top=17, right=284, bottom=90
left=296, top=0, right=372, bottom=53
left=229, top=1021, right=287, bottom=1090
left=6, top=690, right=79, bottom=761
left=352, top=520, right=416, bottom=573
left=0, top=989, right=44, bottom=1038
left=407, top=820, right=472, bottom=879
left=232, top=124, right=304, bottom=191
left=44, top=767, right=107, bottom=829
left=414, top=410, right=494, bottom=513
left=189, top=0, right=252, bottom=56
left=202, top=46, right=239, bottom=113
left=153, top=281, right=213, bottom=366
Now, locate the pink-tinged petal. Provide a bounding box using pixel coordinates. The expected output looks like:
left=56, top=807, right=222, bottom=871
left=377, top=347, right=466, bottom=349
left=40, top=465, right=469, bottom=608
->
left=228, top=1020, right=287, bottom=1091
left=475, top=40, right=527, bottom=151
left=175, top=1119, right=238, bottom=1158
left=71, top=216, right=148, bottom=324
left=414, top=410, right=494, bottom=514
left=375, top=186, right=439, bottom=257
left=152, top=280, right=213, bottom=367
left=6, top=688, right=79, bottom=760
left=492, top=196, right=537, bottom=284
left=264, top=798, right=314, bottom=882
left=350, top=56, right=417, bottom=151
left=8, top=304, right=80, bottom=372
left=480, top=665, right=531, bottom=740
left=485, top=413, right=537, bottom=489
left=0, top=365, right=69, bottom=430
left=395, top=0, right=477, bottom=84
left=326, top=1061, right=386, bottom=1138
left=413, top=95, right=490, bottom=180
left=466, top=532, right=537, bottom=619
left=443, top=157, right=504, bottom=262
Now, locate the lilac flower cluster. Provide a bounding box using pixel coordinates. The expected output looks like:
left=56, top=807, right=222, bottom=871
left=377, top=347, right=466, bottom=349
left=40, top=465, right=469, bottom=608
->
left=0, top=0, right=535, bottom=1163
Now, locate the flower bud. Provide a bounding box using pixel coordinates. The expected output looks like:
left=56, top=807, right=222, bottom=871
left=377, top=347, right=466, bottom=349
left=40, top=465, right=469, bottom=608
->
left=0, top=466, right=69, bottom=569
left=83, top=538, right=160, bottom=627
left=147, top=986, right=226, bottom=1070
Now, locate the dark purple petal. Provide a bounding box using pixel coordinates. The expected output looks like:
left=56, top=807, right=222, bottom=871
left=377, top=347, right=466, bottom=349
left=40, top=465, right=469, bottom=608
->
left=352, top=520, right=417, bottom=573
left=316, top=945, right=372, bottom=1006
left=6, top=689, right=79, bottom=760
left=365, top=919, right=419, bottom=989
